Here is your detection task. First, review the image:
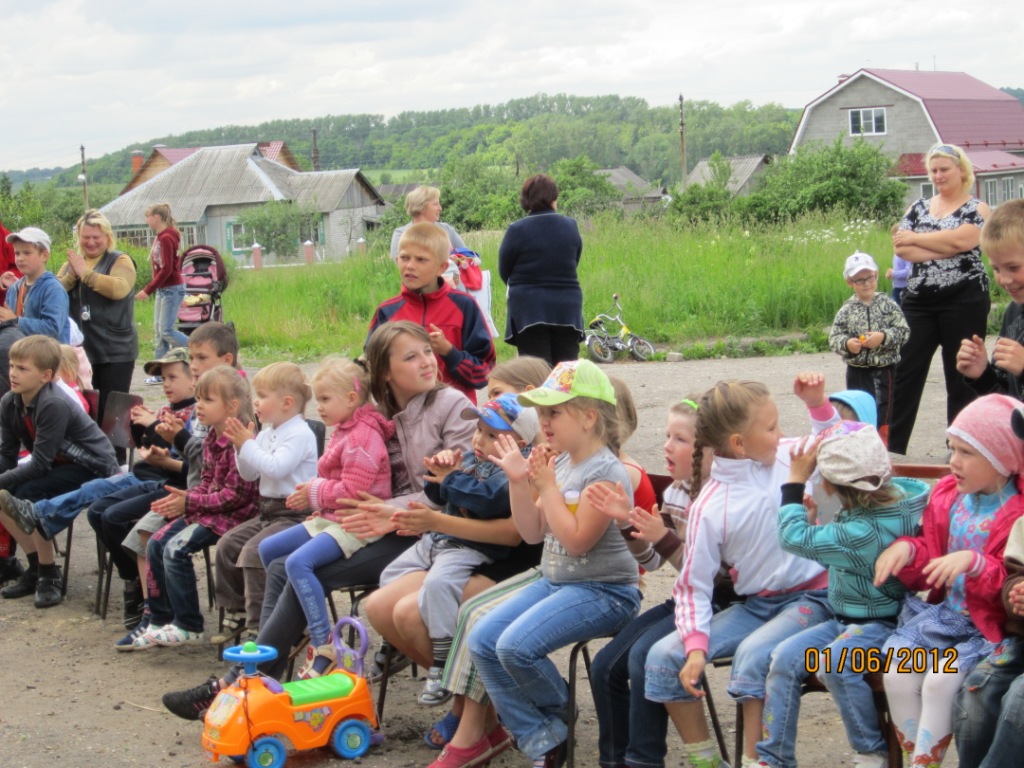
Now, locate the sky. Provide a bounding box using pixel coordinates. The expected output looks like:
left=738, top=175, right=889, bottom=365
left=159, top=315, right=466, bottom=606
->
left=2, top=0, right=1023, bottom=172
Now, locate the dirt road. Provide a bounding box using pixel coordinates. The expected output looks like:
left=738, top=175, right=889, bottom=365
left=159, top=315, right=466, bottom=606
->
left=0, top=350, right=959, bottom=767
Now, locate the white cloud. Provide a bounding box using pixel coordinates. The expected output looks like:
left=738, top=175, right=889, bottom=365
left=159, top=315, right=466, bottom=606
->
left=2, top=0, right=1022, bottom=170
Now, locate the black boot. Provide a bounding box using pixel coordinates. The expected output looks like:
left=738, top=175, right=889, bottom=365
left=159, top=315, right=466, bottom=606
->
left=0, top=556, right=25, bottom=585
left=1, top=567, right=37, bottom=599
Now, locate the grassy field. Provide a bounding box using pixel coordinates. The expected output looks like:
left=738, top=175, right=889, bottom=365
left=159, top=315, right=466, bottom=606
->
left=119, top=212, right=1001, bottom=364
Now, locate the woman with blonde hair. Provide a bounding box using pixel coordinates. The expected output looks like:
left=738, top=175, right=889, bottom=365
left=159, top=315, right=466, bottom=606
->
left=58, top=209, right=138, bottom=437
left=137, top=202, right=189, bottom=382
left=889, top=143, right=991, bottom=454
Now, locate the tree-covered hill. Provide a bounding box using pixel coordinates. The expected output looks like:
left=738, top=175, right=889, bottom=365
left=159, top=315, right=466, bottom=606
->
left=41, top=94, right=800, bottom=189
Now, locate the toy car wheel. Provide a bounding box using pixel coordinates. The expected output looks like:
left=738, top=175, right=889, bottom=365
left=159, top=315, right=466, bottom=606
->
left=587, top=335, right=615, bottom=364
left=330, top=719, right=373, bottom=759
left=628, top=336, right=656, bottom=361
left=247, top=736, right=287, bottom=768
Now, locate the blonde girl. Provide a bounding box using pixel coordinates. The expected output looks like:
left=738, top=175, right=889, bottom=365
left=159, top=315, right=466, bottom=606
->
left=57, top=344, right=89, bottom=411
left=469, top=359, right=642, bottom=768
left=133, top=366, right=258, bottom=648
left=257, top=357, right=395, bottom=678
left=645, top=374, right=839, bottom=768
left=589, top=396, right=709, bottom=768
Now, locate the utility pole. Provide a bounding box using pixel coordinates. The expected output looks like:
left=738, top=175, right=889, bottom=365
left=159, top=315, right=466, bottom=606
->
left=311, top=128, right=320, bottom=171
left=79, top=145, right=89, bottom=210
left=678, top=94, right=688, bottom=189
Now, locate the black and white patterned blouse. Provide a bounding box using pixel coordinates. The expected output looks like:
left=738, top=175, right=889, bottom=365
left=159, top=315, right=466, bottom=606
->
left=900, top=197, right=988, bottom=299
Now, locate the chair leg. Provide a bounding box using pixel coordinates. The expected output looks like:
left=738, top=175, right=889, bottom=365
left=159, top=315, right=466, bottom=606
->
left=734, top=702, right=744, bottom=768
left=701, top=672, right=730, bottom=765
left=202, top=546, right=214, bottom=610
left=375, top=643, right=395, bottom=726
left=566, top=640, right=589, bottom=768
left=60, top=519, right=74, bottom=597
left=96, top=539, right=116, bottom=620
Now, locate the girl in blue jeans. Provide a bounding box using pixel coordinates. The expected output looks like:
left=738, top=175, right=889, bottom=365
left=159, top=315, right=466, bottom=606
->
left=136, top=202, right=189, bottom=365
left=645, top=375, right=839, bottom=768
left=470, top=360, right=642, bottom=768
left=587, top=397, right=708, bottom=768
left=761, top=421, right=928, bottom=768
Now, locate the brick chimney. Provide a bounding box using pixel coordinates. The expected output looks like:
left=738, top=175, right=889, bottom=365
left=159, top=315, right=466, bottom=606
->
left=130, top=150, right=145, bottom=174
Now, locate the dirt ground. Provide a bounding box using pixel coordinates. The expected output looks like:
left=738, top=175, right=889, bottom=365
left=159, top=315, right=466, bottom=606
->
left=0, top=349, right=961, bottom=768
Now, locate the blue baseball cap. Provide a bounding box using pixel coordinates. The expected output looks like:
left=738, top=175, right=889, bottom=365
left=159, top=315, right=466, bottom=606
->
left=461, top=393, right=539, bottom=442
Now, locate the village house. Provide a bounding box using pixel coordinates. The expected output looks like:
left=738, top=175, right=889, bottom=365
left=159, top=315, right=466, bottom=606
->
left=102, top=142, right=384, bottom=260
left=686, top=154, right=772, bottom=197
left=791, top=68, right=1024, bottom=207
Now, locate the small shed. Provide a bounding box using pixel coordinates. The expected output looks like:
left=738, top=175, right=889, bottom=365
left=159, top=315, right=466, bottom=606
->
left=686, top=155, right=772, bottom=197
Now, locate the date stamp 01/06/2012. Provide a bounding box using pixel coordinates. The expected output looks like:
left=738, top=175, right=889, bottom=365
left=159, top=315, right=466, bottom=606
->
left=804, top=646, right=959, bottom=675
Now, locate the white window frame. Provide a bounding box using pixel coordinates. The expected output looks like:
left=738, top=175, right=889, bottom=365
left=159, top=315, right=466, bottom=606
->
left=1003, top=178, right=1016, bottom=203
left=849, top=107, right=887, bottom=136
left=921, top=182, right=935, bottom=198
left=986, top=179, right=999, bottom=205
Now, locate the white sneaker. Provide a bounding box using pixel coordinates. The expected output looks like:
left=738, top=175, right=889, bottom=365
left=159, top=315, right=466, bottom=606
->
left=131, top=623, right=168, bottom=650
left=852, top=754, right=887, bottom=768
left=152, top=623, right=204, bottom=647
left=145, top=376, right=164, bottom=385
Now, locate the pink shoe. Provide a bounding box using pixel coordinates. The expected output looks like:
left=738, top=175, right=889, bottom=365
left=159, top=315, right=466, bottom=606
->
left=483, top=724, right=512, bottom=760
left=427, top=735, right=491, bottom=768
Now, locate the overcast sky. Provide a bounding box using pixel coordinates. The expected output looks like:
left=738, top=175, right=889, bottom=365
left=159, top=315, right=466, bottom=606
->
left=2, top=0, right=1022, bottom=172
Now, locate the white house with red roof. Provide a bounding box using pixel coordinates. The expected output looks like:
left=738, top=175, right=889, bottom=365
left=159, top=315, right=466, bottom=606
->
left=791, top=68, right=1024, bottom=207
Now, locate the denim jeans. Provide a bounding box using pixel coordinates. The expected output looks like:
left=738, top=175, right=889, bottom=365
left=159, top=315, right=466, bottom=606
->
left=35, top=473, right=140, bottom=540
left=591, top=598, right=675, bottom=768
left=146, top=518, right=219, bottom=632
left=954, top=636, right=1024, bottom=768
left=759, top=614, right=892, bottom=768
left=153, top=284, right=190, bottom=359
left=86, top=481, right=167, bottom=579
left=258, top=526, right=344, bottom=648
left=468, top=578, right=641, bottom=760
left=645, top=589, right=831, bottom=703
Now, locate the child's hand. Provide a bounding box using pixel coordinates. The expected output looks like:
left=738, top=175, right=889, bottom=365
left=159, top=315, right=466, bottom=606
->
left=993, top=338, right=1024, bottom=377
left=139, top=445, right=171, bottom=469
left=923, top=550, right=976, bottom=588
left=1009, top=581, right=1024, bottom=616
left=803, top=494, right=819, bottom=525
left=679, top=651, right=707, bottom=698
left=130, top=404, right=157, bottom=427
left=793, top=371, right=826, bottom=408
left=423, top=448, right=463, bottom=483
left=956, top=335, right=988, bottom=379
left=527, top=444, right=557, bottom=493
left=390, top=501, right=440, bottom=536
left=427, top=323, right=453, bottom=356
left=885, top=268, right=894, bottom=279
left=860, top=331, right=885, bottom=350
left=586, top=481, right=632, bottom=522
left=336, top=492, right=401, bottom=538
left=489, top=433, right=531, bottom=483
left=873, top=540, right=913, bottom=586
left=151, top=486, right=187, bottom=519
left=155, top=414, right=186, bottom=443
left=628, top=504, right=668, bottom=543
left=788, top=435, right=820, bottom=485
left=223, top=417, right=256, bottom=449
left=287, top=482, right=311, bottom=510
left=845, top=337, right=864, bottom=355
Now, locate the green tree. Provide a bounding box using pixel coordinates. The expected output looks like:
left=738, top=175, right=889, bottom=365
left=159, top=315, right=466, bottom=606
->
left=739, top=137, right=907, bottom=223
left=235, top=201, right=320, bottom=261
left=548, top=155, right=621, bottom=218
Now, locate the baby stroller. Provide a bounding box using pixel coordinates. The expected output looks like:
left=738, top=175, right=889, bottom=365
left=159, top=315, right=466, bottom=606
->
left=176, top=245, right=228, bottom=335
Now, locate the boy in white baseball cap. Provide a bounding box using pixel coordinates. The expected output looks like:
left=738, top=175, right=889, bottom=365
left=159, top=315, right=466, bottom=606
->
left=0, top=227, right=70, bottom=344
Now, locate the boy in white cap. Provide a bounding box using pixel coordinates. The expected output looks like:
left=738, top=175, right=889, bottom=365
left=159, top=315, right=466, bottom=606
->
left=828, top=251, right=910, bottom=443
left=0, top=227, right=70, bottom=343
left=374, top=392, right=539, bottom=706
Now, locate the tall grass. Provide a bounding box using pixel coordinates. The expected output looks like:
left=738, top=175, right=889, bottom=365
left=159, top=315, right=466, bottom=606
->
left=172, top=212, right=924, bottom=362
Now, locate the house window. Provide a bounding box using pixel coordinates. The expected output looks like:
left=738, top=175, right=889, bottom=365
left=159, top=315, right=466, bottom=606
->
left=849, top=108, right=886, bottom=136
left=119, top=228, right=152, bottom=248
left=231, top=223, right=246, bottom=245
left=986, top=179, right=999, bottom=205
left=1003, top=178, right=1016, bottom=203
left=921, top=183, right=935, bottom=198
left=178, top=225, right=201, bottom=249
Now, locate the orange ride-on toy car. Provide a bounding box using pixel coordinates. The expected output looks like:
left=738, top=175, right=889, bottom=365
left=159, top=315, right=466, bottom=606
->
left=202, top=616, right=382, bottom=768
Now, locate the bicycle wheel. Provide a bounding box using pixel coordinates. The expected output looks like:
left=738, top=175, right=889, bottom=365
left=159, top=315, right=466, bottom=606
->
left=586, top=334, right=616, bottom=364
left=628, top=335, right=656, bottom=361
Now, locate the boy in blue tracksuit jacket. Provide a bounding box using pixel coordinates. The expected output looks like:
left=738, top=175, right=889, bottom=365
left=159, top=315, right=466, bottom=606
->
left=0, top=227, right=70, bottom=343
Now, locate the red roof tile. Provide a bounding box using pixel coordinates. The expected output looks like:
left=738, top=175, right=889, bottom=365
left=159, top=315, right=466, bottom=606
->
left=895, top=150, right=1024, bottom=177
left=862, top=69, right=1024, bottom=150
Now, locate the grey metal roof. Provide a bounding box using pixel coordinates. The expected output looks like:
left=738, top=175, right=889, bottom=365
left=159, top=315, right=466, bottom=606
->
left=102, top=143, right=383, bottom=226
left=597, top=166, right=663, bottom=197
left=687, top=154, right=771, bottom=194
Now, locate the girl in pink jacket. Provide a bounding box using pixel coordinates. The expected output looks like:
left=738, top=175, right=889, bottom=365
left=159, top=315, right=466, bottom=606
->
left=875, top=394, right=1024, bottom=767
left=257, top=357, right=394, bottom=678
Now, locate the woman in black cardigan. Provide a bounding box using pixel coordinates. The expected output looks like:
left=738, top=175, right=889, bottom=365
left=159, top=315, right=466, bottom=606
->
left=498, top=174, right=584, bottom=366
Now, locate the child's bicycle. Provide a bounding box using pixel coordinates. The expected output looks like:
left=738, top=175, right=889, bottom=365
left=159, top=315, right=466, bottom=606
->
left=584, top=293, right=656, bottom=364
